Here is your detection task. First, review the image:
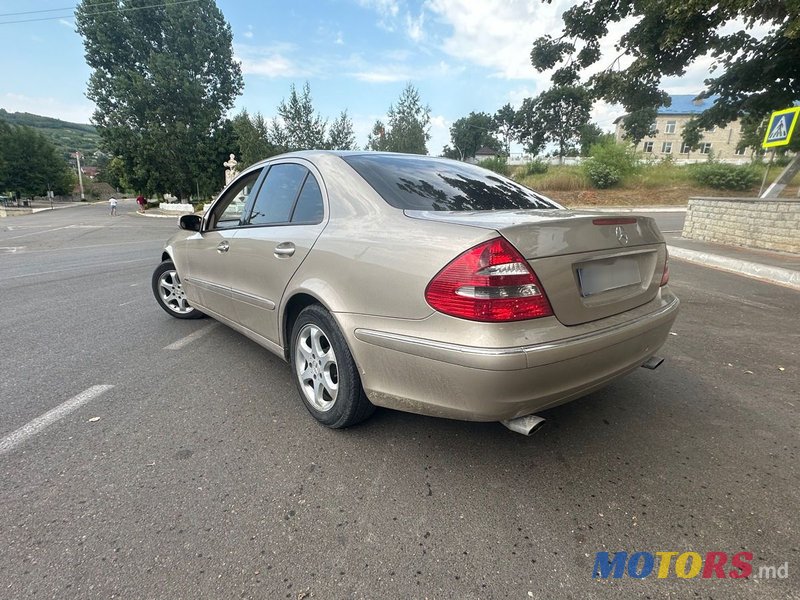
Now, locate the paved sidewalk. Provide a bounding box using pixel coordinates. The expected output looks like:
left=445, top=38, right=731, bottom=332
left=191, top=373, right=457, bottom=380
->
left=665, top=233, right=800, bottom=291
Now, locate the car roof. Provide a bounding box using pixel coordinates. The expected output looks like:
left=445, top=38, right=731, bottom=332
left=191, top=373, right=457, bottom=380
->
left=252, top=150, right=458, bottom=166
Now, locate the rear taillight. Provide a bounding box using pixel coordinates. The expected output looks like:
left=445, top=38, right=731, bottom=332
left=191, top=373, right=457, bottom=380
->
left=425, top=237, right=553, bottom=322
left=660, top=249, right=670, bottom=286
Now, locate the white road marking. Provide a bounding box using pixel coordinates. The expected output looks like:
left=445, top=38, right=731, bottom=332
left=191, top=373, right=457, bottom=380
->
left=0, top=385, right=114, bottom=456
left=118, top=299, right=138, bottom=307
left=0, top=246, right=24, bottom=253
left=164, top=322, right=219, bottom=350
left=14, top=239, right=165, bottom=254
left=0, top=258, right=152, bottom=281
left=3, top=225, right=74, bottom=240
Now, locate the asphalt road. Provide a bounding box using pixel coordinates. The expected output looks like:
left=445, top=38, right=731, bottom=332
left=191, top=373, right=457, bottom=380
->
left=0, top=202, right=796, bottom=599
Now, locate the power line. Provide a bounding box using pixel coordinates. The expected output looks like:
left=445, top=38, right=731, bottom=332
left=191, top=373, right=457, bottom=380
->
left=0, top=7, right=75, bottom=17
left=0, top=1, right=134, bottom=18
left=0, top=0, right=203, bottom=26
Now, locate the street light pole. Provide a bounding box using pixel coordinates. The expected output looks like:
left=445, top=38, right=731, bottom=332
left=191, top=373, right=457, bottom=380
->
left=73, top=151, right=85, bottom=201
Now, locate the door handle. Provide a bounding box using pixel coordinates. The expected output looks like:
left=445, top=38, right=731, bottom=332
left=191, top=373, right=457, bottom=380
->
left=274, top=242, right=295, bottom=258
left=217, top=240, right=229, bottom=253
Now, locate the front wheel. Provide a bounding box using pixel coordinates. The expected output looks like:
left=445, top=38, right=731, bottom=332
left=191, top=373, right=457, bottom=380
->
left=151, top=260, right=204, bottom=319
left=291, top=305, right=374, bottom=428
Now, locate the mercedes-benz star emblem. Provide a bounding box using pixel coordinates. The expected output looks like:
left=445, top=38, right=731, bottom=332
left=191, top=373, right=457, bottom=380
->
left=615, top=225, right=629, bottom=246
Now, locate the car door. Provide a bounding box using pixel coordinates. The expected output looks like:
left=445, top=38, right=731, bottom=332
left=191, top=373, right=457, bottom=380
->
left=226, top=160, right=327, bottom=344
left=183, top=167, right=265, bottom=318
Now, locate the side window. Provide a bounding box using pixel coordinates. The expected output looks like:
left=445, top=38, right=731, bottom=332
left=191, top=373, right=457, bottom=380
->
left=247, top=164, right=307, bottom=226
left=291, top=175, right=324, bottom=224
left=209, top=169, right=262, bottom=230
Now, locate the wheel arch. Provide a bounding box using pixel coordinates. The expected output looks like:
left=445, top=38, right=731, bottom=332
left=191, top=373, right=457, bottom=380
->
left=281, top=292, right=327, bottom=362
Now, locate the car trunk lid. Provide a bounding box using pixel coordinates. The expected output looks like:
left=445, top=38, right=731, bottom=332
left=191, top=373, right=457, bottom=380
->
left=405, top=209, right=667, bottom=326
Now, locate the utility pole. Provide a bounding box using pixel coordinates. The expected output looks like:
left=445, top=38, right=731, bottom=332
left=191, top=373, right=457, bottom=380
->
left=73, top=151, right=85, bottom=201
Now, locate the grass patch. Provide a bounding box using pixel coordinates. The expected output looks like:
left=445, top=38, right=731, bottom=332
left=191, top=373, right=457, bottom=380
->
left=517, top=165, right=590, bottom=191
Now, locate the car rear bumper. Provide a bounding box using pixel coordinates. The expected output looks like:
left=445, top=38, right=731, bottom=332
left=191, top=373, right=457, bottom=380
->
left=338, top=290, right=679, bottom=421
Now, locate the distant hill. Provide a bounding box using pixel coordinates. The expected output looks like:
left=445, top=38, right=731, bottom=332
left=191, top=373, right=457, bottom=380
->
left=0, top=109, right=102, bottom=165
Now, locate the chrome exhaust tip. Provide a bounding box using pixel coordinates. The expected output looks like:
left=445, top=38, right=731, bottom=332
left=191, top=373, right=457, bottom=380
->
left=501, top=414, right=545, bottom=436
left=641, top=356, right=665, bottom=370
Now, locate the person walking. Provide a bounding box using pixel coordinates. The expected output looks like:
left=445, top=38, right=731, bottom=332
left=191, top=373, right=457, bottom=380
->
left=136, top=193, right=146, bottom=213
left=109, top=196, right=118, bottom=216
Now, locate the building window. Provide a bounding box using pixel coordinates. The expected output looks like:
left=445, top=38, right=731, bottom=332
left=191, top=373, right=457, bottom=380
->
left=643, top=141, right=654, bottom=153
left=662, top=142, right=673, bottom=154
left=700, top=143, right=713, bottom=154
left=665, top=121, right=677, bottom=134
left=680, top=142, right=691, bottom=154
left=734, top=147, right=746, bottom=156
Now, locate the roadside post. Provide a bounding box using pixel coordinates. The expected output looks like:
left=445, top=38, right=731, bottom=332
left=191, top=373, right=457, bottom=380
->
left=72, top=151, right=86, bottom=201
left=760, top=107, right=800, bottom=198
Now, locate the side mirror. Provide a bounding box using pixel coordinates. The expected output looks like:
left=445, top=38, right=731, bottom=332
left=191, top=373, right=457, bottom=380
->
left=179, top=214, right=202, bottom=232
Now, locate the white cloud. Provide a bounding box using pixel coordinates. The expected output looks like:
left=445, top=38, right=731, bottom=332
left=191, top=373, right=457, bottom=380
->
left=352, top=69, right=410, bottom=83
left=1, top=93, right=94, bottom=124
left=358, top=0, right=401, bottom=30
left=591, top=100, right=624, bottom=132
left=242, top=25, right=254, bottom=40
left=428, top=113, right=450, bottom=155
left=506, top=85, right=536, bottom=108
left=427, top=0, right=572, bottom=80
left=335, top=31, right=345, bottom=45
left=58, top=19, right=73, bottom=28
left=235, top=43, right=312, bottom=78
left=406, top=10, right=425, bottom=43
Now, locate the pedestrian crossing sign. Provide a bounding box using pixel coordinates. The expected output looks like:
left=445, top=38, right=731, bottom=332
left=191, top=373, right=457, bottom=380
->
left=762, top=107, right=800, bottom=148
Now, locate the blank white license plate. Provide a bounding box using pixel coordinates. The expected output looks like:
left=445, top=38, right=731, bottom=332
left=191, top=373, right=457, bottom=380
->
left=577, top=259, right=642, bottom=297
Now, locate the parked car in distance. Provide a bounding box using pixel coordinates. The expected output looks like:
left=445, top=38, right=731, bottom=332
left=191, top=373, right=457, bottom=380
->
left=152, top=151, right=678, bottom=434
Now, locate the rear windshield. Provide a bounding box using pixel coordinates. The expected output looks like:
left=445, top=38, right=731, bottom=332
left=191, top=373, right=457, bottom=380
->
left=342, top=154, right=559, bottom=211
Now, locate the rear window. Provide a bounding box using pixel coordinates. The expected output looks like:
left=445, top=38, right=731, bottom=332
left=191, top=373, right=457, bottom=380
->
left=342, top=154, right=558, bottom=211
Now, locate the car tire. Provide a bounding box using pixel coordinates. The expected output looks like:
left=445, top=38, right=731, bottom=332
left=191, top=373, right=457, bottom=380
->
left=291, top=304, right=375, bottom=428
left=151, top=260, right=205, bottom=319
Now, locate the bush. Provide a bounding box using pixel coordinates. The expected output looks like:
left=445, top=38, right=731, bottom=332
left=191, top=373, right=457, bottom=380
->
left=688, top=163, right=760, bottom=190
left=478, top=156, right=510, bottom=176
left=587, top=139, right=639, bottom=177
left=584, top=160, right=622, bottom=189
left=521, top=158, right=549, bottom=176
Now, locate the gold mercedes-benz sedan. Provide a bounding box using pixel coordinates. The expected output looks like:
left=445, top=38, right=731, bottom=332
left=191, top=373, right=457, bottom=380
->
left=152, top=151, right=678, bottom=434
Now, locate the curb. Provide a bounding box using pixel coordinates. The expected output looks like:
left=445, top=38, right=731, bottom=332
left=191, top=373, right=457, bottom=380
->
left=667, top=245, right=800, bottom=291
left=134, top=211, right=188, bottom=219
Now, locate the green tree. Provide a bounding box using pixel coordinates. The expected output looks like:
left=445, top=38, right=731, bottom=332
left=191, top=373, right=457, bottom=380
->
left=272, top=82, right=327, bottom=152
left=447, top=112, right=501, bottom=160
left=326, top=110, right=357, bottom=150
left=232, top=110, right=276, bottom=168
left=493, top=103, right=519, bottom=156
left=366, top=120, right=389, bottom=151
left=578, top=123, right=612, bottom=157
left=383, top=84, right=431, bottom=154
left=0, top=125, right=73, bottom=197
left=97, top=155, right=128, bottom=190
left=75, top=0, right=242, bottom=199
left=515, top=85, right=592, bottom=161
left=530, top=0, right=800, bottom=144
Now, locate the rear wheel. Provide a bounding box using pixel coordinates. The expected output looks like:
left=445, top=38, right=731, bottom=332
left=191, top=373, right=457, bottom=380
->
left=152, top=260, right=204, bottom=319
left=291, top=304, right=374, bottom=428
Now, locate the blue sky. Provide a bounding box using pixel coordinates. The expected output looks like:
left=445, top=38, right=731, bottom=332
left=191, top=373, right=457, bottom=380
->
left=0, top=0, right=726, bottom=155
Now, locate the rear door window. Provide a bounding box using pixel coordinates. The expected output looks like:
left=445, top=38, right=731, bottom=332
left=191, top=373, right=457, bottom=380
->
left=246, top=163, right=308, bottom=226
left=291, top=175, right=324, bottom=224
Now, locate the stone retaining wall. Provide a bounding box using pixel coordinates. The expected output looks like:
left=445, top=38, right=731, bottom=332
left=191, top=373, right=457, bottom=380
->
left=682, top=197, right=800, bottom=253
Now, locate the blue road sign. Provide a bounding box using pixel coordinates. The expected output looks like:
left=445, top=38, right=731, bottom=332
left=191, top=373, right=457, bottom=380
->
left=763, top=107, right=800, bottom=148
